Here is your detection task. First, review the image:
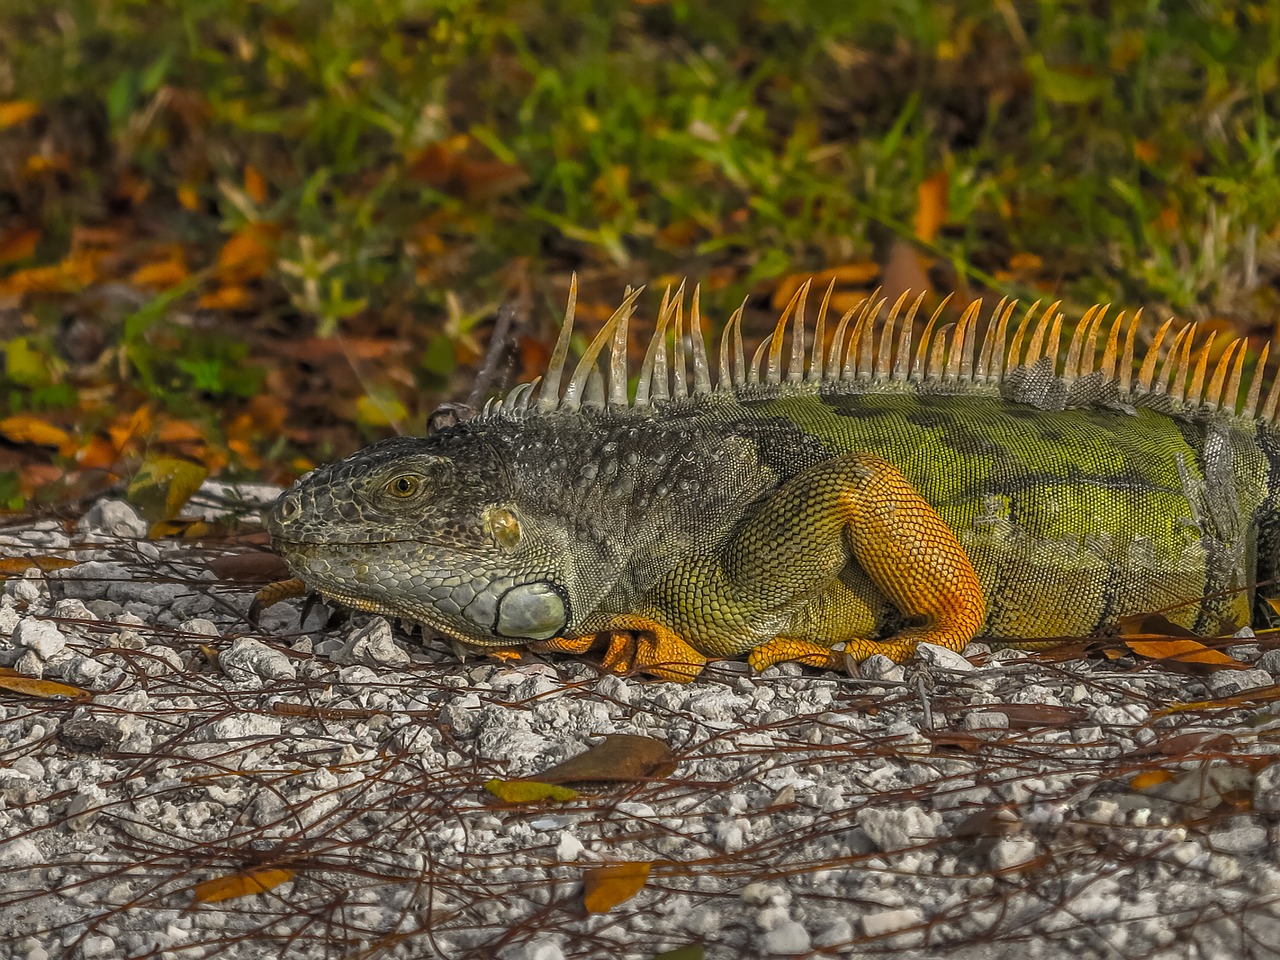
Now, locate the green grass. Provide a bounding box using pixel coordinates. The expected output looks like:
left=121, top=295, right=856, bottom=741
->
left=1, top=0, right=1279, bottom=486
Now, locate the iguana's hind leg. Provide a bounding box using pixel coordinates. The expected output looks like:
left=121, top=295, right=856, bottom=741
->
left=725, top=452, right=984, bottom=669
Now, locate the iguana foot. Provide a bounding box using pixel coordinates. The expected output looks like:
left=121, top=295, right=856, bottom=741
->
left=531, top=618, right=707, bottom=682
left=748, top=637, right=843, bottom=672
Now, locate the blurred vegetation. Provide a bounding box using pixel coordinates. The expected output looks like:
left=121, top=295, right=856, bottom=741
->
left=1, top=0, right=1279, bottom=510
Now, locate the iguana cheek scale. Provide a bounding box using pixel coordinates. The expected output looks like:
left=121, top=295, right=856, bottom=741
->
left=267, top=280, right=1280, bottom=682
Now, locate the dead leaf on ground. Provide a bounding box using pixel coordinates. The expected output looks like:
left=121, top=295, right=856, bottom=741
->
left=1118, top=614, right=1248, bottom=670
left=216, top=222, right=281, bottom=282
left=0, top=415, right=73, bottom=451
left=0, top=670, right=91, bottom=700
left=914, top=170, right=949, bottom=243
left=484, top=779, right=580, bottom=804
left=1130, top=770, right=1175, bottom=791
left=0, top=101, right=40, bottom=129
left=0, top=227, right=40, bottom=264
left=208, top=552, right=292, bottom=583
left=583, top=861, right=652, bottom=913
left=534, top=734, right=677, bottom=785
left=125, top=454, right=209, bottom=523
left=0, top=556, right=78, bottom=577
left=192, top=867, right=294, bottom=904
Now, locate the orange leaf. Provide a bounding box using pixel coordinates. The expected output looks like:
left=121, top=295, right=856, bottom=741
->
left=0, top=556, right=78, bottom=576
left=244, top=164, right=268, bottom=205
left=1123, top=636, right=1246, bottom=668
left=0, top=101, right=40, bottom=129
left=192, top=867, right=294, bottom=903
left=1130, top=770, right=1174, bottom=791
left=216, top=222, right=280, bottom=281
left=155, top=418, right=206, bottom=444
left=130, top=257, right=189, bottom=290
left=914, top=171, right=949, bottom=243
left=583, top=862, right=652, bottom=913
left=0, top=674, right=90, bottom=699
left=197, top=285, right=254, bottom=311
left=178, top=183, right=201, bottom=211
left=0, top=227, right=40, bottom=264
left=0, top=415, right=72, bottom=449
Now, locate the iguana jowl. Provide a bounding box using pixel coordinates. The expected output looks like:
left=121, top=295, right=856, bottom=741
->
left=266, top=280, right=1280, bottom=681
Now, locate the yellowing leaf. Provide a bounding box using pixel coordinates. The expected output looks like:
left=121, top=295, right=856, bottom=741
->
left=244, top=164, right=268, bottom=205
left=130, top=257, right=189, bottom=290
left=177, top=183, right=201, bottom=211
left=583, top=861, right=652, bottom=913
left=0, top=415, right=72, bottom=450
left=192, top=867, right=294, bottom=903
left=1122, top=636, right=1246, bottom=669
left=0, top=556, right=78, bottom=576
left=0, top=101, right=40, bottom=129
left=914, top=171, right=949, bottom=244
left=0, top=227, right=40, bottom=264
left=0, top=674, right=90, bottom=699
left=216, top=222, right=280, bottom=281
left=484, top=779, right=580, bottom=804
left=126, top=455, right=208, bottom=522
left=356, top=393, right=408, bottom=429
left=1130, top=770, right=1174, bottom=791
left=197, top=285, right=254, bottom=311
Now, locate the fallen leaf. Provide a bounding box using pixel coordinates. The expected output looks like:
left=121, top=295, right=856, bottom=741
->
left=652, top=947, right=705, bottom=960
left=0, top=415, right=72, bottom=450
left=216, top=222, right=281, bottom=282
left=533, top=734, right=676, bottom=785
left=1119, top=614, right=1248, bottom=669
left=880, top=238, right=933, bottom=306
left=0, top=227, right=40, bottom=264
left=0, top=101, right=40, bottom=129
left=356, top=393, right=408, bottom=429
left=192, top=867, right=294, bottom=904
left=0, top=556, right=78, bottom=576
left=0, top=674, right=90, bottom=699
left=207, top=552, right=292, bottom=583
left=148, top=519, right=213, bottom=539
left=125, top=455, right=208, bottom=522
left=177, top=183, right=201, bottom=211
left=244, top=164, right=268, bottom=205
left=771, top=262, right=880, bottom=310
left=1130, top=770, right=1174, bottom=790
left=130, top=256, right=189, bottom=290
left=914, top=171, right=949, bottom=243
left=583, top=861, right=652, bottom=913
left=483, top=779, right=580, bottom=804
left=197, top=285, right=254, bottom=311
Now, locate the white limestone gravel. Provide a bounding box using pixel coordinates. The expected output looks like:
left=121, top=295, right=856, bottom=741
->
left=1, top=490, right=1280, bottom=959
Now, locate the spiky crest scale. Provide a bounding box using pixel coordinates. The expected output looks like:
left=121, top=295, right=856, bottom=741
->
left=489, top=276, right=1275, bottom=425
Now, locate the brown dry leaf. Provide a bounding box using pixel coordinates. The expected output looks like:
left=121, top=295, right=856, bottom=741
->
left=484, top=779, right=580, bottom=804
left=0, top=415, right=72, bottom=450
left=207, top=553, right=292, bottom=583
left=0, top=227, right=40, bottom=264
left=772, top=262, right=880, bottom=310
left=77, top=436, right=123, bottom=471
left=1130, top=770, right=1174, bottom=790
left=0, top=671, right=90, bottom=699
left=1119, top=614, right=1248, bottom=670
left=0, top=101, right=40, bottom=129
left=155, top=418, right=207, bottom=444
left=0, top=251, right=101, bottom=297
left=881, top=239, right=933, bottom=304
left=197, top=285, right=254, bottom=311
left=0, top=556, right=78, bottom=576
left=177, top=183, right=201, bottom=211
left=534, top=734, right=676, bottom=785
left=148, top=519, right=214, bottom=539
left=130, top=255, right=189, bottom=291
left=914, top=171, right=949, bottom=243
left=982, top=703, right=1086, bottom=728
left=244, top=164, right=268, bottom=205
left=192, top=867, right=294, bottom=904
left=583, top=862, right=652, bottom=913
left=216, top=222, right=281, bottom=282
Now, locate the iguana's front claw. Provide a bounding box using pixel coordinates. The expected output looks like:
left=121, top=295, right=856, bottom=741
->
left=531, top=619, right=707, bottom=682
left=748, top=637, right=844, bottom=673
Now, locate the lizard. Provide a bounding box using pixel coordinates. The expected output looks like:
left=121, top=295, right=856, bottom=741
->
left=265, top=278, right=1280, bottom=682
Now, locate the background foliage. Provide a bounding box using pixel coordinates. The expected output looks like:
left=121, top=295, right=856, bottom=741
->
left=1, top=0, right=1278, bottom=509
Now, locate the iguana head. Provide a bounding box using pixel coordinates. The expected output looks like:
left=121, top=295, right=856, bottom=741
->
left=265, top=433, right=574, bottom=647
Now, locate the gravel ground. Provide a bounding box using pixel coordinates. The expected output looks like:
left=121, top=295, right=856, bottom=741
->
left=3, top=486, right=1280, bottom=959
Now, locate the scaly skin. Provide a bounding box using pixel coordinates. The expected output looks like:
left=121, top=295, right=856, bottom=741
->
left=266, top=287, right=1280, bottom=681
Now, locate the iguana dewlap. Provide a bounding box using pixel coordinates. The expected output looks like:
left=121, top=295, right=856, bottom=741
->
left=266, top=280, right=1280, bottom=681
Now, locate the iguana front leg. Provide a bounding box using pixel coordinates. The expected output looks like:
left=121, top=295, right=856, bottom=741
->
left=713, top=451, right=985, bottom=670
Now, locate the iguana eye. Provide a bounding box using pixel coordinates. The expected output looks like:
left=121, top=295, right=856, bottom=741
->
left=386, top=474, right=422, bottom=498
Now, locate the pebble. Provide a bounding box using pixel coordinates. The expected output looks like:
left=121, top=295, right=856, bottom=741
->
left=332, top=619, right=411, bottom=669
left=219, top=637, right=297, bottom=683
left=913, top=643, right=973, bottom=672
left=763, top=920, right=810, bottom=955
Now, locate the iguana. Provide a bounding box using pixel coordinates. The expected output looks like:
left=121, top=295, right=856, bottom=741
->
left=265, top=279, right=1280, bottom=681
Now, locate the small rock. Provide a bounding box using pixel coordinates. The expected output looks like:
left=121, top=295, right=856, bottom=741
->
left=1207, top=816, right=1268, bottom=855
left=178, top=618, right=220, bottom=640
left=555, top=832, right=583, bottom=861
left=856, top=805, right=942, bottom=851
left=78, top=500, right=148, bottom=540
left=913, top=643, right=973, bottom=672
left=814, top=918, right=854, bottom=949
left=990, top=835, right=1039, bottom=871
left=334, top=619, right=410, bottom=669
left=219, top=637, right=297, bottom=683
left=12, top=619, right=65, bottom=659
left=1208, top=667, right=1272, bottom=696
left=856, top=654, right=904, bottom=683
left=763, top=920, right=810, bottom=955
left=58, top=718, right=123, bottom=753
left=14, top=650, right=44, bottom=678
left=962, top=711, right=1009, bottom=734
left=861, top=907, right=923, bottom=937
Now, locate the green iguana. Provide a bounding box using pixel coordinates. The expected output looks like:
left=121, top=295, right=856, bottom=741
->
left=265, top=279, right=1280, bottom=681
